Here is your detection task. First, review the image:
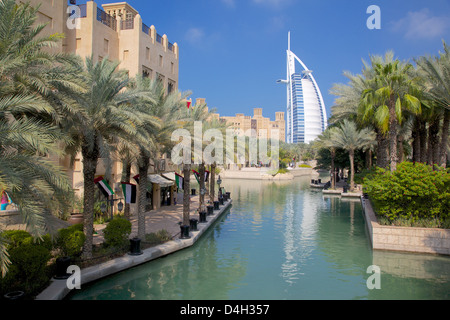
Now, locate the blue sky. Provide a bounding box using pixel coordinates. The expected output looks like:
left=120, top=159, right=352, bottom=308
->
left=92, top=0, right=450, bottom=120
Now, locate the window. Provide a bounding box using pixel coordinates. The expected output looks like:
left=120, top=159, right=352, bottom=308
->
left=123, top=50, right=129, bottom=60
left=168, top=81, right=174, bottom=94
left=76, top=38, right=81, bottom=50
left=143, top=66, right=152, bottom=79
left=146, top=47, right=150, bottom=60
left=171, top=62, right=174, bottom=74
left=159, top=55, right=163, bottom=67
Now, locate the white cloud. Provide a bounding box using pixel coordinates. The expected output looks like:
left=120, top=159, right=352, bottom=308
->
left=185, top=27, right=205, bottom=45
left=390, top=8, right=450, bottom=40
left=221, top=0, right=236, bottom=8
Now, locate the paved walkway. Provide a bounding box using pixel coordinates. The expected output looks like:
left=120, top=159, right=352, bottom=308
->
left=37, top=196, right=233, bottom=300
left=93, top=192, right=205, bottom=245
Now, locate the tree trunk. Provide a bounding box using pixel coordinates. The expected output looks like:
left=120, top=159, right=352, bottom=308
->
left=137, top=153, right=149, bottom=240
left=419, top=119, right=428, bottom=163
left=81, top=144, right=99, bottom=260
left=428, top=117, right=440, bottom=166
left=199, top=162, right=205, bottom=211
left=209, top=162, right=216, bottom=203
left=411, top=117, right=421, bottom=163
left=330, top=149, right=336, bottom=189
left=375, top=130, right=389, bottom=168
left=397, top=133, right=404, bottom=163
left=388, top=96, right=398, bottom=172
left=349, top=149, right=355, bottom=192
left=121, top=160, right=132, bottom=220
left=182, top=163, right=191, bottom=226
left=439, top=109, right=449, bottom=168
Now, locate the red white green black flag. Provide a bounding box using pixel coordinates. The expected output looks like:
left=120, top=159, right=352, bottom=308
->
left=121, top=182, right=136, bottom=204
left=94, top=176, right=114, bottom=198
left=175, top=173, right=184, bottom=190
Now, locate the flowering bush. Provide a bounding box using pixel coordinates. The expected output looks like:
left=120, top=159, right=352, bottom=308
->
left=363, top=162, right=449, bottom=225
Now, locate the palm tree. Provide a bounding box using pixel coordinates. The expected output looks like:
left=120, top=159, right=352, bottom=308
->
left=363, top=52, right=421, bottom=171
left=330, top=120, right=376, bottom=191
left=315, top=127, right=340, bottom=189
left=176, top=101, right=226, bottom=226
left=416, top=41, right=450, bottom=167
left=0, top=0, right=76, bottom=274
left=130, top=77, right=185, bottom=239
left=331, top=61, right=390, bottom=169
left=178, top=102, right=210, bottom=224
left=61, top=57, right=148, bottom=259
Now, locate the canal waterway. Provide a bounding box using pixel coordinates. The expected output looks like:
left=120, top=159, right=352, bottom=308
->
left=69, top=176, right=450, bottom=300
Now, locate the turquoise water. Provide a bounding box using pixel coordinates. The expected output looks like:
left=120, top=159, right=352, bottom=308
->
left=69, top=176, right=450, bottom=300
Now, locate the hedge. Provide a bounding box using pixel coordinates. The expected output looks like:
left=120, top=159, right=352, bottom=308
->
left=363, top=162, right=449, bottom=225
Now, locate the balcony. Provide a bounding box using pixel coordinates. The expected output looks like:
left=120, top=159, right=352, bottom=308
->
left=142, top=23, right=150, bottom=35
left=96, top=7, right=117, bottom=31
left=121, top=19, right=134, bottom=30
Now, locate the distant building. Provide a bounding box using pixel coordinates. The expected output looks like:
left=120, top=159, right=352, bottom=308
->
left=277, top=32, right=327, bottom=144
left=220, top=108, right=285, bottom=142
left=184, top=98, right=285, bottom=142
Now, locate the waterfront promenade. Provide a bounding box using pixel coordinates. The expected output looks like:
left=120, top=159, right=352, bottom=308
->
left=36, top=193, right=233, bottom=300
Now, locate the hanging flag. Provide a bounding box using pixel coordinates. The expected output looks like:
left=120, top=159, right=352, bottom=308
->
left=192, top=170, right=200, bottom=184
left=187, top=101, right=191, bottom=109
left=192, top=170, right=209, bottom=184
left=175, top=173, right=184, bottom=190
left=133, top=174, right=140, bottom=184
left=121, top=182, right=137, bottom=204
left=94, top=176, right=114, bottom=198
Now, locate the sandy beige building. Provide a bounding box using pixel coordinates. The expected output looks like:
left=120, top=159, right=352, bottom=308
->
left=24, top=0, right=180, bottom=212
left=184, top=99, right=285, bottom=142
left=220, top=108, right=286, bottom=142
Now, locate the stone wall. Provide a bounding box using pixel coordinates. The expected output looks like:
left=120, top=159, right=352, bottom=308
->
left=0, top=210, right=27, bottom=231
left=0, top=210, right=70, bottom=232
left=361, top=197, right=450, bottom=255
left=220, top=167, right=312, bottom=180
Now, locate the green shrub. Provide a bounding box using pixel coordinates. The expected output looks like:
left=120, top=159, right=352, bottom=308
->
left=103, top=217, right=132, bottom=248
left=2, top=230, right=33, bottom=249
left=145, top=229, right=172, bottom=244
left=56, top=224, right=85, bottom=258
left=0, top=242, right=51, bottom=296
left=2, top=230, right=54, bottom=251
left=298, top=164, right=311, bottom=168
left=354, top=167, right=377, bottom=185
left=364, top=162, right=449, bottom=225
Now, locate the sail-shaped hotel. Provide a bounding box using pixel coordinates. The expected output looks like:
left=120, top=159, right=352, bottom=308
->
left=277, top=33, right=327, bottom=144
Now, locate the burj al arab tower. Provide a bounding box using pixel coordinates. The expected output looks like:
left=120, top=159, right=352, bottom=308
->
left=277, top=32, right=327, bottom=144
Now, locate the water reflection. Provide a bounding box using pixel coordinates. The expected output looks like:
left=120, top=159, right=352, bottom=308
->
left=70, top=176, right=450, bottom=300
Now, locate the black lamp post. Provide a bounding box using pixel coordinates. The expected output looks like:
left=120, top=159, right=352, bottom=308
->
left=217, top=175, right=222, bottom=197
left=217, top=175, right=223, bottom=204
left=100, top=198, right=124, bottom=220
